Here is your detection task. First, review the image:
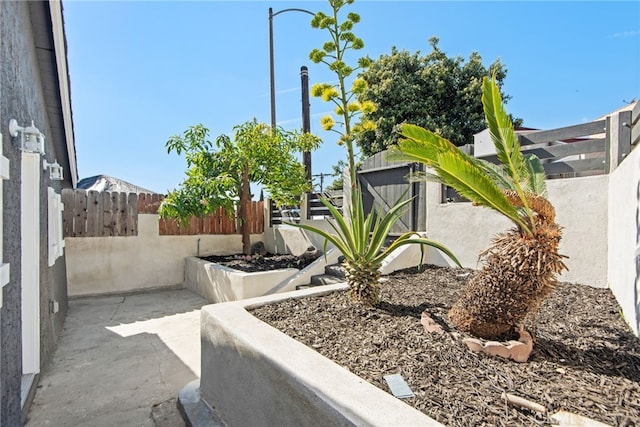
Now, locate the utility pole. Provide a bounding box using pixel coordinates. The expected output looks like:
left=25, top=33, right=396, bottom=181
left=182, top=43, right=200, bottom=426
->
left=312, top=172, right=332, bottom=193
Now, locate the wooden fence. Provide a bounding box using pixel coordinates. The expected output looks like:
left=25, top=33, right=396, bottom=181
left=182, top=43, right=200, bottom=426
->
left=62, top=189, right=264, bottom=237
left=357, top=153, right=426, bottom=233
left=481, top=108, right=637, bottom=177
left=445, top=107, right=640, bottom=202
left=62, top=189, right=138, bottom=237
left=631, top=101, right=640, bottom=147
left=268, top=191, right=343, bottom=226
left=307, top=190, right=343, bottom=219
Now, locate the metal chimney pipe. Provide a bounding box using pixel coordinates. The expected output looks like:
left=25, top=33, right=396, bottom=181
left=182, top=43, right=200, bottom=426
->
left=301, top=66, right=312, bottom=183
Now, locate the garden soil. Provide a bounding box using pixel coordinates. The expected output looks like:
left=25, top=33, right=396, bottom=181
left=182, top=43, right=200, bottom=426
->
left=251, top=265, right=640, bottom=427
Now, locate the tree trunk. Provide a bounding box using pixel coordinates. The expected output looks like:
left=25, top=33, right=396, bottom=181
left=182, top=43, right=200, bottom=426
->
left=240, top=165, right=252, bottom=255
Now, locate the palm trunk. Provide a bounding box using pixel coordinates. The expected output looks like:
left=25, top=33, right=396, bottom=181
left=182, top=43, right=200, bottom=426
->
left=448, top=217, right=567, bottom=340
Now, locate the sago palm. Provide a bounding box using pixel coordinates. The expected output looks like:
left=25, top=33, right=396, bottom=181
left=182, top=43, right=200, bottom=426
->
left=389, top=76, right=567, bottom=339
left=294, top=187, right=460, bottom=306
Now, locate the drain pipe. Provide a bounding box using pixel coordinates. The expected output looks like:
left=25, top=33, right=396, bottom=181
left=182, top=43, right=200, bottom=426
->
left=197, top=238, right=201, bottom=257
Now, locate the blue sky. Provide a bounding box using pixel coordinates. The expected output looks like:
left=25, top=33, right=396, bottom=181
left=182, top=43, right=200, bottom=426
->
left=63, top=1, right=640, bottom=194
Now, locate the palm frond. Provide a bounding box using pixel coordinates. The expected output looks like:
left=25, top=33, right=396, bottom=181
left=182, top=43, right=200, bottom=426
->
left=482, top=76, right=535, bottom=230
left=436, top=152, right=531, bottom=233
left=390, top=124, right=454, bottom=167
left=523, top=154, right=547, bottom=196
left=365, top=197, right=413, bottom=259
left=482, top=77, right=526, bottom=185
left=318, top=197, right=358, bottom=256
left=476, top=159, right=514, bottom=190
left=294, top=221, right=352, bottom=258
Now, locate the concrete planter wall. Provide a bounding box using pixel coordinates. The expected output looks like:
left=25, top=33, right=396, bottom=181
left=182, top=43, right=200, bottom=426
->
left=194, top=286, right=443, bottom=426
left=183, top=248, right=341, bottom=303
left=183, top=257, right=297, bottom=303
left=184, top=240, right=434, bottom=305
left=66, top=214, right=262, bottom=296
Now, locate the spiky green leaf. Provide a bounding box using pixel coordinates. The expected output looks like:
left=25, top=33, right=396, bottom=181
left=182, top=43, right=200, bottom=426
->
left=476, top=159, right=513, bottom=190
left=482, top=77, right=526, bottom=187
left=375, top=234, right=461, bottom=268
left=436, top=152, right=530, bottom=232
left=390, top=124, right=453, bottom=167
left=523, top=154, right=547, bottom=196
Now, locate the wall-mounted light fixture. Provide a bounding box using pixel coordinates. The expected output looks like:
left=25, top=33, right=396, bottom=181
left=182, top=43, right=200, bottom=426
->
left=9, top=119, right=45, bottom=155
left=43, top=160, right=63, bottom=181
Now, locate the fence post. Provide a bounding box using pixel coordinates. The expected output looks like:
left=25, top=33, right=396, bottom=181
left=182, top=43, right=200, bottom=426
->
left=605, top=116, right=613, bottom=173
left=61, top=189, right=74, bottom=237
left=266, top=198, right=273, bottom=228
left=632, top=101, right=640, bottom=146
left=617, top=110, right=632, bottom=165
left=606, top=111, right=632, bottom=173
left=300, top=193, right=309, bottom=220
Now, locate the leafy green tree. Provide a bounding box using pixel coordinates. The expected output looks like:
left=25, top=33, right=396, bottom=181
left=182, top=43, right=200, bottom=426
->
left=357, top=38, right=522, bottom=157
left=295, top=0, right=459, bottom=307
left=160, top=120, right=320, bottom=255
left=390, top=77, right=567, bottom=340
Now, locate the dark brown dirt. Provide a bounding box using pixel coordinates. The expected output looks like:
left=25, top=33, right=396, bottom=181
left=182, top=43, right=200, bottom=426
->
left=199, top=253, right=317, bottom=272
left=251, top=265, right=640, bottom=426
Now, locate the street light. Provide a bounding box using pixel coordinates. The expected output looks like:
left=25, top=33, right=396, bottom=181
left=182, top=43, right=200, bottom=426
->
left=268, top=7, right=314, bottom=129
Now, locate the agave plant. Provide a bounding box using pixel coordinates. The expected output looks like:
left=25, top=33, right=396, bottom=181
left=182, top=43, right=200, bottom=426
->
left=297, top=0, right=460, bottom=307
left=390, top=76, right=568, bottom=339
left=295, top=187, right=460, bottom=306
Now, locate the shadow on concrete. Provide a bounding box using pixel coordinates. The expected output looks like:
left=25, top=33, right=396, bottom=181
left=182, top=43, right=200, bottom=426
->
left=26, top=288, right=207, bottom=426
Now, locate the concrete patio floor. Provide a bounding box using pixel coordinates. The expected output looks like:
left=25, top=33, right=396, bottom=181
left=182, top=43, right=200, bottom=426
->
left=25, top=288, right=207, bottom=427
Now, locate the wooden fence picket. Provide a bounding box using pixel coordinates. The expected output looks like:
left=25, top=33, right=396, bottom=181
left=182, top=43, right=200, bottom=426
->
left=62, top=190, right=265, bottom=237
left=126, top=193, right=138, bottom=236
left=102, top=191, right=113, bottom=237
left=75, top=190, right=87, bottom=237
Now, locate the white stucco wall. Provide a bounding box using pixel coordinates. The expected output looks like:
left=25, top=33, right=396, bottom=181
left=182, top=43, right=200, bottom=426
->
left=548, top=175, right=609, bottom=286
left=423, top=181, right=512, bottom=269
left=608, top=145, right=640, bottom=335
left=473, top=128, right=495, bottom=158
left=264, top=219, right=336, bottom=256
left=66, top=214, right=263, bottom=296
left=423, top=175, right=609, bottom=288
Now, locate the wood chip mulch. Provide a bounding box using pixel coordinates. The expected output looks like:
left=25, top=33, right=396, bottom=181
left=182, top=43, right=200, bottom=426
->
left=250, top=265, right=640, bottom=426
left=199, top=253, right=317, bottom=272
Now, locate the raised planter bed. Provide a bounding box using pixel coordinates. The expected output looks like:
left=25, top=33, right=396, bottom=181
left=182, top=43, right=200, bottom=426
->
left=182, top=284, right=442, bottom=426
left=183, top=249, right=341, bottom=303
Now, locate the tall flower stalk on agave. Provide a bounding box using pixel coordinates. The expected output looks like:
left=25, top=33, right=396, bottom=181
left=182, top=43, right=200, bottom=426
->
left=390, top=77, right=568, bottom=339
left=296, top=0, right=460, bottom=307
left=294, top=186, right=460, bottom=306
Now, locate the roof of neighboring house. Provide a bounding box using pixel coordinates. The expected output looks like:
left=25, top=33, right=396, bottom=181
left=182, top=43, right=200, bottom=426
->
left=594, top=101, right=637, bottom=121
left=77, top=175, right=156, bottom=194
left=30, top=1, right=78, bottom=187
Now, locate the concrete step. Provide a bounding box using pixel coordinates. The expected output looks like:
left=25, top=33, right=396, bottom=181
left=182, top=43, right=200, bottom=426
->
left=324, top=263, right=346, bottom=279
left=310, top=274, right=345, bottom=286
left=295, top=260, right=347, bottom=291
left=295, top=274, right=345, bottom=291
